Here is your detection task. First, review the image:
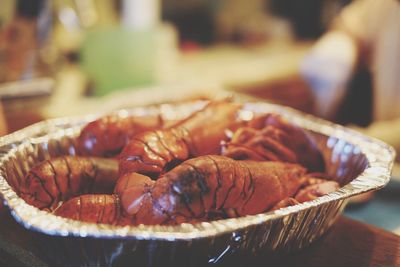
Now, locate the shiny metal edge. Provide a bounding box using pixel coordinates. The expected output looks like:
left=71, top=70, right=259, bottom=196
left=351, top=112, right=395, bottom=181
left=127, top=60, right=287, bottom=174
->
left=0, top=101, right=395, bottom=241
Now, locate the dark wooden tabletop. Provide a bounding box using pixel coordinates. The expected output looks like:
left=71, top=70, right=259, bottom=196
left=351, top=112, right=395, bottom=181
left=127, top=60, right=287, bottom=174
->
left=230, top=216, right=400, bottom=267
left=0, top=207, right=399, bottom=267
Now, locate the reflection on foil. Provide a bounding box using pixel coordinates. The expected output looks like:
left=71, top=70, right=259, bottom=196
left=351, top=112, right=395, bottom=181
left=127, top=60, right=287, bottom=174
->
left=0, top=101, right=394, bottom=266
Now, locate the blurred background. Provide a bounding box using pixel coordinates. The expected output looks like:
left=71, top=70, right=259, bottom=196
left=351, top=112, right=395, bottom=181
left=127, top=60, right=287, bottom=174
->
left=0, top=0, right=399, bottom=233
left=0, top=0, right=351, bottom=130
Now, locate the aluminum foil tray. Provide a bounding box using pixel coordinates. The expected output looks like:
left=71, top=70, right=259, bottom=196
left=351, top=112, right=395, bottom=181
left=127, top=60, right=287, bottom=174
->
left=0, top=101, right=395, bottom=266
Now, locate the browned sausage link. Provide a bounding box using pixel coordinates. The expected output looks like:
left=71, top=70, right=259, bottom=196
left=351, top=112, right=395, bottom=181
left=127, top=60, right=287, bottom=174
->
left=116, top=155, right=307, bottom=225
left=19, top=156, right=119, bottom=210
left=118, top=101, right=243, bottom=177
left=77, top=114, right=173, bottom=157
left=54, top=194, right=129, bottom=225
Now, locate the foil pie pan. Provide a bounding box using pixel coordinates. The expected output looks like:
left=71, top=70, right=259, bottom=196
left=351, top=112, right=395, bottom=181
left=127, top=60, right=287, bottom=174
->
left=0, top=101, right=395, bottom=266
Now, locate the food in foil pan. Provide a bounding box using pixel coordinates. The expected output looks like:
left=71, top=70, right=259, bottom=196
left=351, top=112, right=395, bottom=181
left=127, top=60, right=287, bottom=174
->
left=18, top=100, right=340, bottom=226
left=0, top=98, right=394, bottom=266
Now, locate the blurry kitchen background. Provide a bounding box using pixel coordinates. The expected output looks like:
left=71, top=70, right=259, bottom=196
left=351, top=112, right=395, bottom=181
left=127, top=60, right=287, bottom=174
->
left=1, top=0, right=398, bottom=232
left=0, top=0, right=354, bottom=130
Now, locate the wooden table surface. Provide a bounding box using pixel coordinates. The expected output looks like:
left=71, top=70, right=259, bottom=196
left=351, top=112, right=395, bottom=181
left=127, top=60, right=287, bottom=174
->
left=219, top=216, right=400, bottom=267
left=0, top=208, right=399, bottom=267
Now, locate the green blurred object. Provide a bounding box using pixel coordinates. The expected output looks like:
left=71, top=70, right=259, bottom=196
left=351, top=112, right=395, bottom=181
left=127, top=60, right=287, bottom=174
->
left=80, top=27, right=158, bottom=96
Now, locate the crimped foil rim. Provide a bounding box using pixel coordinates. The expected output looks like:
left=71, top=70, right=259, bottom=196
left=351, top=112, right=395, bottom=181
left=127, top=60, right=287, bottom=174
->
left=0, top=102, right=395, bottom=241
